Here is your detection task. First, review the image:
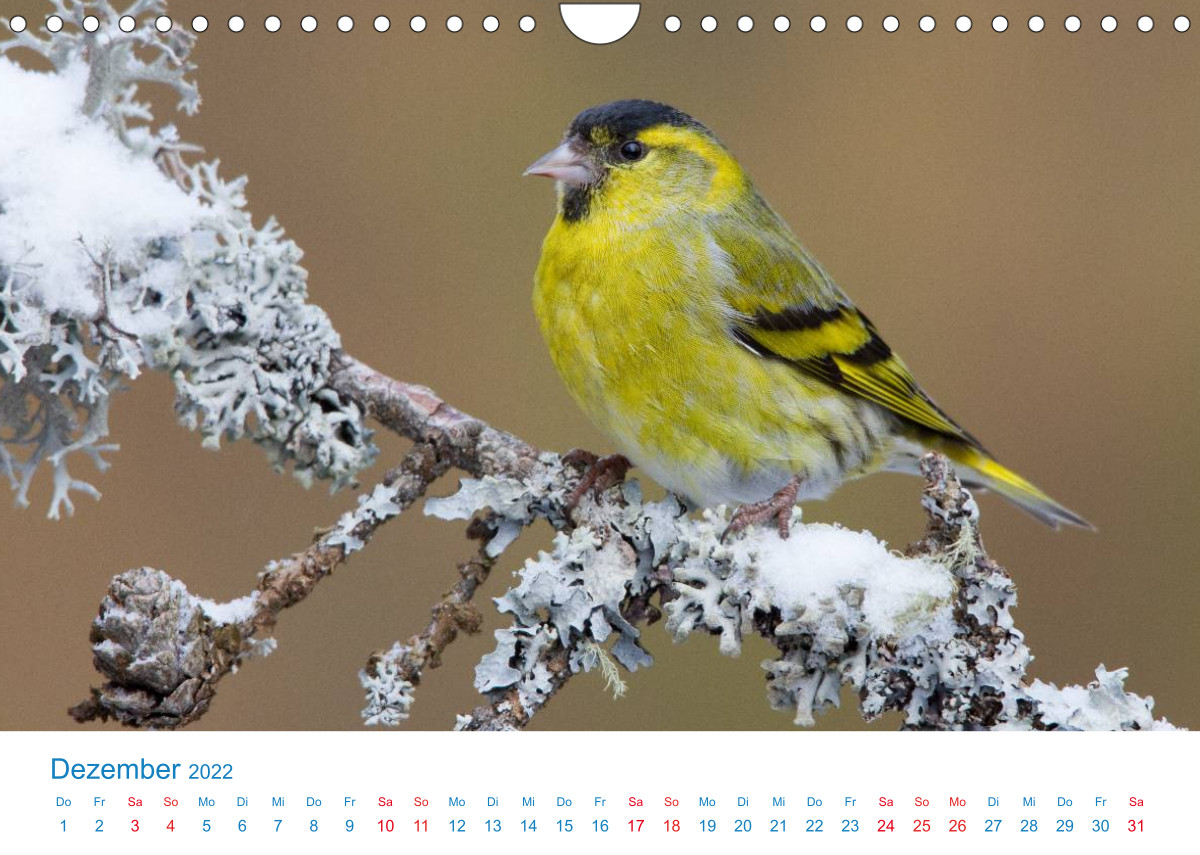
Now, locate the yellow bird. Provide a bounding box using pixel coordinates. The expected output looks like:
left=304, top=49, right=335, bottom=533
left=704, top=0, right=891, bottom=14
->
left=525, top=100, right=1089, bottom=537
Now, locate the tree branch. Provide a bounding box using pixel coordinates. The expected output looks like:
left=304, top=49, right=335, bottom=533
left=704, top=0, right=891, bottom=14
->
left=329, top=352, right=550, bottom=482
left=70, top=438, right=447, bottom=727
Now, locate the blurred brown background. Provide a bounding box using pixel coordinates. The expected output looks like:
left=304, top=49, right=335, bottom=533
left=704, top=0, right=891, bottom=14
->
left=1, top=0, right=1197, bottom=731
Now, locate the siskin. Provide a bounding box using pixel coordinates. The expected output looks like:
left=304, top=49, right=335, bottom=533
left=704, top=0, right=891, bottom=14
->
left=525, top=100, right=1089, bottom=536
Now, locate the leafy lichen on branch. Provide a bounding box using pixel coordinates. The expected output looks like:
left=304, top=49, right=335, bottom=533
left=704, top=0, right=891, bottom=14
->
left=444, top=455, right=1175, bottom=732
left=1, top=1, right=375, bottom=518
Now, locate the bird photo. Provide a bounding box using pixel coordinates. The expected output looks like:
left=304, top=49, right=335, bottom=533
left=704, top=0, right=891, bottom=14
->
left=526, top=100, right=1089, bottom=538
left=6, top=3, right=1194, bottom=739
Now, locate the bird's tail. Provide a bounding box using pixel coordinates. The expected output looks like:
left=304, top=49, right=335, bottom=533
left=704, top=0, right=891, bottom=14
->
left=940, top=443, right=1093, bottom=530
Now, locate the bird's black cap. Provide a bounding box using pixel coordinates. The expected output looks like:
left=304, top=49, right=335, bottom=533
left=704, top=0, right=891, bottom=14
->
left=568, top=99, right=706, bottom=140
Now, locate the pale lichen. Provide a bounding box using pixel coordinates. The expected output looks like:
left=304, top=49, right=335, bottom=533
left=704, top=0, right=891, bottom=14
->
left=1, top=1, right=376, bottom=518
left=437, top=461, right=1176, bottom=731
left=360, top=641, right=418, bottom=727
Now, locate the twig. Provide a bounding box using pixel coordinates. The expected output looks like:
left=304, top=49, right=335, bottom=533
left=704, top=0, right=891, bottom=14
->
left=70, top=438, right=448, bottom=727
left=362, top=518, right=498, bottom=694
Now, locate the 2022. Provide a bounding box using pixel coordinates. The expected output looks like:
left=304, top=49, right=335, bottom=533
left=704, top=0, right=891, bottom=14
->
left=187, top=763, right=233, bottom=779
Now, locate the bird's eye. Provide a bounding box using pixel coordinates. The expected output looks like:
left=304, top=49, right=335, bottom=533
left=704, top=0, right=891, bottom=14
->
left=619, top=140, right=646, bottom=162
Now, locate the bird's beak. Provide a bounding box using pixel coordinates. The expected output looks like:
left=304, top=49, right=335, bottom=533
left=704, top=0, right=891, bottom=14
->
left=524, top=139, right=595, bottom=186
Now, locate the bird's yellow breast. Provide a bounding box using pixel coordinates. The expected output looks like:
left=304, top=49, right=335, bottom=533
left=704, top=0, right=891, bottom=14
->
left=532, top=209, right=891, bottom=506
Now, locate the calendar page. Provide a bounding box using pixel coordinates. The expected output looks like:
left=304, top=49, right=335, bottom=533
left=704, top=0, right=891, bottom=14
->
left=0, top=2, right=1196, bottom=852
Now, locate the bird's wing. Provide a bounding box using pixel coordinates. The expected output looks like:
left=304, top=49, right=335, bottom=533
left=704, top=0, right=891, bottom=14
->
left=712, top=212, right=983, bottom=448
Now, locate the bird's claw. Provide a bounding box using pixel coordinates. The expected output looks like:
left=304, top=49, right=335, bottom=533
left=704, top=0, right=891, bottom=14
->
left=564, top=451, right=632, bottom=510
left=721, top=475, right=802, bottom=542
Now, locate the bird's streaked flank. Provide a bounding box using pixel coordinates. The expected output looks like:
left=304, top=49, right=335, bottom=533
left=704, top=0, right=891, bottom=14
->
left=526, top=99, right=1089, bottom=536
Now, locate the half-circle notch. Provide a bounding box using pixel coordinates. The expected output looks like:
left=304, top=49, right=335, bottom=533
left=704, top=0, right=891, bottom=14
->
left=560, top=3, right=641, bottom=44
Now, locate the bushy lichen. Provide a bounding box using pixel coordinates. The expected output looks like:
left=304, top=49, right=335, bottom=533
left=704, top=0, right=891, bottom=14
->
left=0, top=1, right=377, bottom=518
left=360, top=641, right=417, bottom=727
left=1028, top=666, right=1176, bottom=731
left=665, top=508, right=958, bottom=726
left=431, top=464, right=1175, bottom=731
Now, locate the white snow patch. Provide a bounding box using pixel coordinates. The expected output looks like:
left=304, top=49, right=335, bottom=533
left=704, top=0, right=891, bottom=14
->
left=0, top=58, right=203, bottom=318
left=731, top=523, right=955, bottom=638
left=198, top=593, right=259, bottom=626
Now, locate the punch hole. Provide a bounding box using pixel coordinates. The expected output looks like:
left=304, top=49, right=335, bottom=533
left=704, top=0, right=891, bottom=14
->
left=447, top=16, right=463, bottom=32
left=520, top=16, right=536, bottom=32
left=82, top=15, right=99, bottom=32
left=1137, top=16, right=1152, bottom=32
left=847, top=16, right=863, bottom=32
left=338, top=16, right=353, bottom=32
left=191, top=16, right=208, bottom=32
left=701, top=16, right=717, bottom=32
left=955, top=16, right=971, bottom=32
left=155, top=15, right=171, bottom=32
left=119, top=15, right=135, bottom=31
left=1175, top=16, right=1190, bottom=32
left=883, top=16, right=898, bottom=33
left=8, top=15, right=27, bottom=32
left=374, top=16, right=390, bottom=32
left=46, top=15, right=63, bottom=32
left=1065, top=16, right=1081, bottom=33
left=483, top=16, right=499, bottom=32
left=410, top=16, right=426, bottom=32
left=1101, top=16, right=1116, bottom=32
left=266, top=16, right=280, bottom=33
left=229, top=15, right=245, bottom=32
left=301, top=15, right=316, bottom=32
left=992, top=16, right=1008, bottom=32
left=810, top=16, right=826, bottom=33
left=1029, top=16, right=1045, bottom=32
left=737, top=16, right=753, bottom=32
left=773, top=16, right=789, bottom=32
left=919, top=16, right=935, bottom=32
left=664, top=16, right=680, bottom=32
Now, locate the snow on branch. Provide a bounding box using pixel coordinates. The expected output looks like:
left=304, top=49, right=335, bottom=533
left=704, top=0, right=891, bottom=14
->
left=435, top=454, right=1175, bottom=732
left=1, top=1, right=375, bottom=518
left=4, top=2, right=1176, bottom=731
